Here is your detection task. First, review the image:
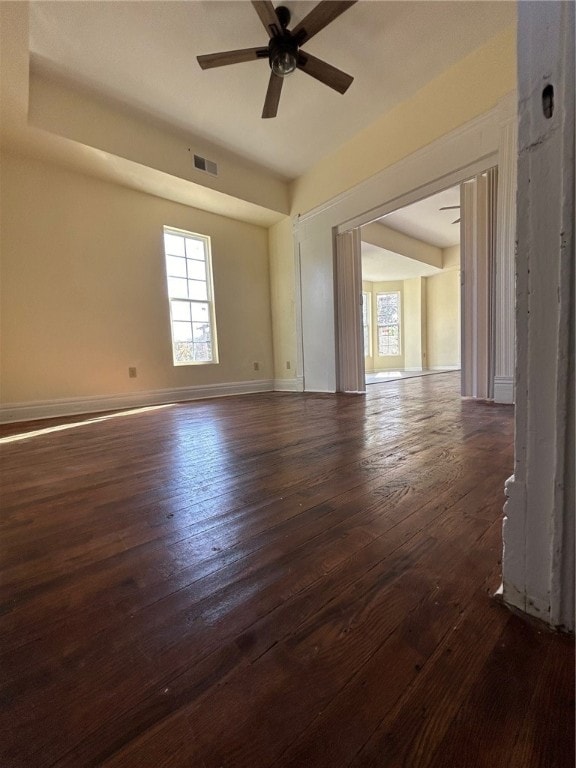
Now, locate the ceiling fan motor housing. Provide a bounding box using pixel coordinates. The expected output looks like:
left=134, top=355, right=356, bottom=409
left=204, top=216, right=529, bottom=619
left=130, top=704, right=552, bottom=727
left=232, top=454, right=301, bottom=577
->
left=275, top=5, right=291, bottom=29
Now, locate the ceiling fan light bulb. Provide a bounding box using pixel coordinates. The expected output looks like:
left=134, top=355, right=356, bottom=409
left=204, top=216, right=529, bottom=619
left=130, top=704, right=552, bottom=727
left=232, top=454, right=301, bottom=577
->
left=271, top=51, right=297, bottom=77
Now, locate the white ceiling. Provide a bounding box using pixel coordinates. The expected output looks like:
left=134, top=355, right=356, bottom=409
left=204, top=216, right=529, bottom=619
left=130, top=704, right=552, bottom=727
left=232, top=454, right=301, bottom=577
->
left=362, top=185, right=461, bottom=280
left=380, top=185, right=461, bottom=248
left=29, top=1, right=515, bottom=180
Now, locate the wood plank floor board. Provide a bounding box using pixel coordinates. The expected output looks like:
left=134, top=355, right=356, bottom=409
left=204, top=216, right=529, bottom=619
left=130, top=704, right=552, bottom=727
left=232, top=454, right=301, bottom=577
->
left=87, top=500, right=506, bottom=767
left=2, top=453, right=501, bottom=683
left=0, top=470, right=491, bottom=743
left=346, top=595, right=514, bottom=768
left=0, top=402, right=469, bottom=563
left=12, top=479, right=508, bottom=766
left=0, top=432, right=484, bottom=655
left=424, top=609, right=566, bottom=768
left=0, top=429, right=457, bottom=583
left=274, top=535, right=506, bottom=768
left=0, top=374, right=572, bottom=767
left=508, top=632, right=575, bottom=768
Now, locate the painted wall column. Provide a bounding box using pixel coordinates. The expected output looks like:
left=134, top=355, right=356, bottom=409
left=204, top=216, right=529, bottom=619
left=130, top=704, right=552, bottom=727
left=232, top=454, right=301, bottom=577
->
left=502, top=0, right=575, bottom=631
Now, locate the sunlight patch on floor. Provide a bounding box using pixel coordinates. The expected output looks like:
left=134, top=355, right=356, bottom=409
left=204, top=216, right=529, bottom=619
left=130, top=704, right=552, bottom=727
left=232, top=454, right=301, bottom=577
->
left=0, top=404, right=174, bottom=444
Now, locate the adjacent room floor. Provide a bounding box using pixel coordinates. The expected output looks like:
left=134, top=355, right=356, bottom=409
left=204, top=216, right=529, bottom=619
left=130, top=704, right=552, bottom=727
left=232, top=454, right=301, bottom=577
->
left=1, top=373, right=573, bottom=767
left=365, top=368, right=457, bottom=384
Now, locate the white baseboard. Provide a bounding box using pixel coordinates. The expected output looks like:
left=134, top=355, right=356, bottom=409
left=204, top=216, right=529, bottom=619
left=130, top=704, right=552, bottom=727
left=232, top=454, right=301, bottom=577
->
left=273, top=377, right=304, bottom=392
left=494, top=376, right=515, bottom=404
left=403, top=367, right=424, bottom=372
left=429, top=365, right=461, bottom=371
left=0, top=379, right=275, bottom=424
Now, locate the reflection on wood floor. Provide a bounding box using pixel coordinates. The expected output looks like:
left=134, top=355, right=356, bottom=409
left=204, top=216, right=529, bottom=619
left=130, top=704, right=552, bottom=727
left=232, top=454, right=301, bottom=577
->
left=1, top=372, right=573, bottom=767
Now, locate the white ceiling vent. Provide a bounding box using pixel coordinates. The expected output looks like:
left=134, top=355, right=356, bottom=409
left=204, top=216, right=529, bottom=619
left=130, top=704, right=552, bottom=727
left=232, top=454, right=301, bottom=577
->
left=193, top=154, right=218, bottom=176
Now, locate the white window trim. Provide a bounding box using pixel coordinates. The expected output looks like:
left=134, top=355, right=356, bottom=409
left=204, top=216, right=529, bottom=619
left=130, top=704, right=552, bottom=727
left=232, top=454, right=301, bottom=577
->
left=376, top=290, right=401, bottom=357
left=163, top=226, right=219, bottom=366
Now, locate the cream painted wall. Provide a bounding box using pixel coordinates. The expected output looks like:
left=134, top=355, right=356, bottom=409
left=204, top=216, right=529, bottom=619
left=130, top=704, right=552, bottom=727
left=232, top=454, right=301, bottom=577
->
left=0, top=152, right=273, bottom=403
left=442, top=244, right=460, bottom=269
left=403, top=278, right=427, bottom=370
left=290, top=26, right=516, bottom=215
left=426, top=268, right=461, bottom=369
left=269, top=217, right=298, bottom=381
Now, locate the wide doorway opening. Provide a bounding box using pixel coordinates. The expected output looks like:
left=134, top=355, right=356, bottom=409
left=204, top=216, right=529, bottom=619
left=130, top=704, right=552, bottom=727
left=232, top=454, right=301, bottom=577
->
left=360, top=185, right=461, bottom=388
left=335, top=168, right=498, bottom=399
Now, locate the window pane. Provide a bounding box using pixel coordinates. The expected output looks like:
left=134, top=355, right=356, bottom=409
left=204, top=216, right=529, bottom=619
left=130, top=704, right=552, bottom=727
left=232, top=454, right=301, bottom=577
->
left=164, top=233, right=185, bottom=257
left=173, top=321, right=192, bottom=341
left=378, top=327, right=387, bottom=355
left=168, top=277, right=188, bottom=299
left=190, top=302, right=209, bottom=322
left=192, top=322, right=211, bottom=343
left=174, top=341, right=194, bottom=363
left=171, top=300, right=191, bottom=322
left=377, top=293, right=399, bottom=325
left=185, top=238, right=205, bottom=260
left=188, top=280, right=208, bottom=301
left=187, top=259, right=206, bottom=282
left=166, top=255, right=186, bottom=278
left=166, top=256, right=186, bottom=277
left=378, top=326, right=400, bottom=356
left=193, top=342, right=212, bottom=362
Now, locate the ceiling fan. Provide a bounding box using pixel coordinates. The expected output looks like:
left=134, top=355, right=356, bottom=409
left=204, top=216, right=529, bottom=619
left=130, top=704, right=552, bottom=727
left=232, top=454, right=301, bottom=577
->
left=440, top=205, right=461, bottom=224
left=197, top=1, right=357, bottom=118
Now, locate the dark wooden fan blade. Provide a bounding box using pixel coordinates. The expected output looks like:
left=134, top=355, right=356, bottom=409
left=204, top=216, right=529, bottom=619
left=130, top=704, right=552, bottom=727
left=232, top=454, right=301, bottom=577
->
left=297, top=51, right=353, bottom=94
left=453, top=218, right=461, bottom=224
left=440, top=206, right=461, bottom=210
left=292, top=1, right=357, bottom=45
left=197, top=47, right=268, bottom=69
left=262, top=72, right=283, bottom=118
left=252, top=1, right=281, bottom=37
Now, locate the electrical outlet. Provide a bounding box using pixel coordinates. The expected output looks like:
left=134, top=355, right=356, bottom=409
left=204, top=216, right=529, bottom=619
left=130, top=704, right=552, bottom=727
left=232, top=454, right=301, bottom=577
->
left=128, top=367, right=137, bottom=378
left=286, top=360, right=291, bottom=370
left=253, top=362, right=259, bottom=371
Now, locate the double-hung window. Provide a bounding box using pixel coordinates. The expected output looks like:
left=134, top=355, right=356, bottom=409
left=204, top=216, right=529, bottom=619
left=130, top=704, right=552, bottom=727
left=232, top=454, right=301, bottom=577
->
left=377, top=291, right=401, bottom=356
left=163, top=227, right=218, bottom=365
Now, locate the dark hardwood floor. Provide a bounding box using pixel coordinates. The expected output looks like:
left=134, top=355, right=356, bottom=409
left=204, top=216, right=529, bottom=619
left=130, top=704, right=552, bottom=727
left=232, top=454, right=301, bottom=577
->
left=0, top=372, right=573, bottom=767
